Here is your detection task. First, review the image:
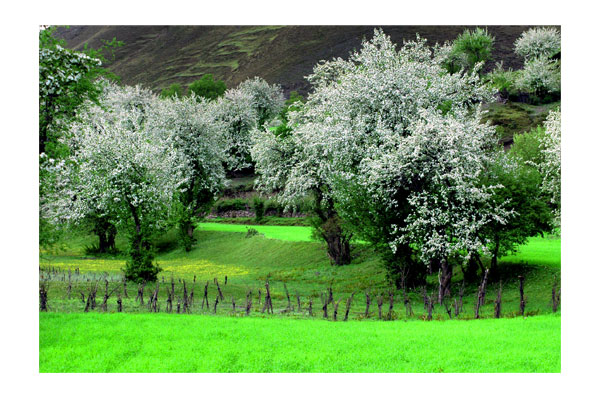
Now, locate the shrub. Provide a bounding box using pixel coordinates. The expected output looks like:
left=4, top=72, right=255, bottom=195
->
left=442, top=49, right=468, bottom=74
left=213, top=198, right=250, bottom=213
left=252, top=196, right=265, bottom=222
left=188, top=74, right=226, bottom=101
left=514, top=27, right=561, bottom=61
left=451, top=27, right=495, bottom=74
left=160, top=83, right=184, bottom=99
left=264, top=198, right=284, bottom=216
left=516, top=57, right=561, bottom=99
left=245, top=227, right=261, bottom=238
left=510, top=125, right=547, bottom=166
left=485, top=62, right=518, bottom=96
left=124, top=244, right=162, bottom=283
left=84, top=243, right=120, bottom=256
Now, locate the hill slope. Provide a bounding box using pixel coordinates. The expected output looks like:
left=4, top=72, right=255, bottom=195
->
left=55, top=25, right=539, bottom=96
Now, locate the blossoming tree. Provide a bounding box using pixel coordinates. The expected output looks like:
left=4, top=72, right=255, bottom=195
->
left=540, top=108, right=561, bottom=226
left=149, top=95, right=227, bottom=251
left=48, top=82, right=188, bottom=282
left=214, top=77, right=284, bottom=172
left=514, top=27, right=561, bottom=61
left=255, top=30, right=510, bottom=295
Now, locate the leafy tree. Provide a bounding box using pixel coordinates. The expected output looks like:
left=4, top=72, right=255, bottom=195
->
left=39, top=26, right=122, bottom=157
left=160, top=83, right=184, bottom=99
left=539, top=109, right=561, bottom=226
left=516, top=57, right=561, bottom=101
left=39, top=26, right=122, bottom=250
left=188, top=74, right=226, bottom=101
left=450, top=27, right=495, bottom=75
left=46, top=82, right=187, bottom=282
left=475, top=151, right=553, bottom=279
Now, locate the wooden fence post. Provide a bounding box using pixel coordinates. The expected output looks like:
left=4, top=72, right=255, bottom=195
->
left=494, top=282, right=502, bottom=318
left=344, top=292, right=355, bottom=321
left=519, top=275, right=526, bottom=316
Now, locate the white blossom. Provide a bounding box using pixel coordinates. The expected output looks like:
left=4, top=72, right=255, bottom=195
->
left=514, top=27, right=561, bottom=61
left=253, top=29, right=506, bottom=264
left=44, top=82, right=188, bottom=236
left=540, top=108, right=561, bottom=224
left=214, top=77, right=284, bottom=171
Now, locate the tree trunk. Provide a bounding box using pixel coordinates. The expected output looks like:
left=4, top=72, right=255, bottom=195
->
left=324, top=233, right=351, bottom=266
left=438, top=258, right=452, bottom=304
left=519, top=275, right=526, bottom=316
left=106, top=223, right=117, bottom=251
left=491, top=236, right=500, bottom=271
left=93, top=217, right=117, bottom=253
left=98, top=230, right=108, bottom=253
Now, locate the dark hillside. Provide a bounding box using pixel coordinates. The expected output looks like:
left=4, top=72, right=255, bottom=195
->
left=55, top=25, right=543, bottom=96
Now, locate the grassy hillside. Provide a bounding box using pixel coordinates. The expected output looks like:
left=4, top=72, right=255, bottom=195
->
left=54, top=25, right=541, bottom=96
left=39, top=224, right=560, bottom=319
left=40, top=312, right=560, bottom=372
left=39, top=224, right=560, bottom=372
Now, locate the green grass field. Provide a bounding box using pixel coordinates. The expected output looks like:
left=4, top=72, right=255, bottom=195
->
left=39, top=312, right=560, bottom=372
left=39, top=223, right=561, bottom=372
left=199, top=222, right=314, bottom=241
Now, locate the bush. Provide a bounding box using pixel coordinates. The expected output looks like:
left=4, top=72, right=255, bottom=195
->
left=252, top=196, right=265, bottom=222
left=84, top=243, right=120, bottom=256
left=516, top=57, right=561, bottom=100
left=245, top=227, right=261, bottom=238
left=213, top=198, right=250, bottom=213
left=514, top=27, right=561, bottom=61
left=124, top=247, right=161, bottom=283
left=485, top=62, right=519, bottom=97
left=510, top=125, right=547, bottom=165
left=442, top=49, right=468, bottom=75
left=451, top=27, right=495, bottom=74
left=160, top=83, right=184, bottom=99
left=264, top=198, right=284, bottom=216
left=188, top=74, right=226, bottom=101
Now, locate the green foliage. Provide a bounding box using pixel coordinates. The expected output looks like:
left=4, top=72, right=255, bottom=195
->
left=478, top=151, right=554, bottom=272
left=212, top=198, right=250, bottom=213
left=38, top=26, right=123, bottom=157
left=245, top=227, right=261, bottom=238
left=484, top=62, right=519, bottom=97
left=264, top=198, right=285, bottom=216
left=124, top=234, right=162, bottom=283
left=510, top=125, right=547, bottom=165
left=123, top=257, right=161, bottom=283
left=160, top=83, right=184, bottom=99
left=442, top=49, right=468, bottom=75
left=188, top=74, right=226, bottom=101
left=271, top=90, right=305, bottom=138
left=450, top=27, right=495, bottom=74
left=252, top=196, right=265, bottom=222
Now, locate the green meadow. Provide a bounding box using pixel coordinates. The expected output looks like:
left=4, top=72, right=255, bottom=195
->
left=39, top=222, right=561, bottom=372
left=39, top=312, right=560, bottom=372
